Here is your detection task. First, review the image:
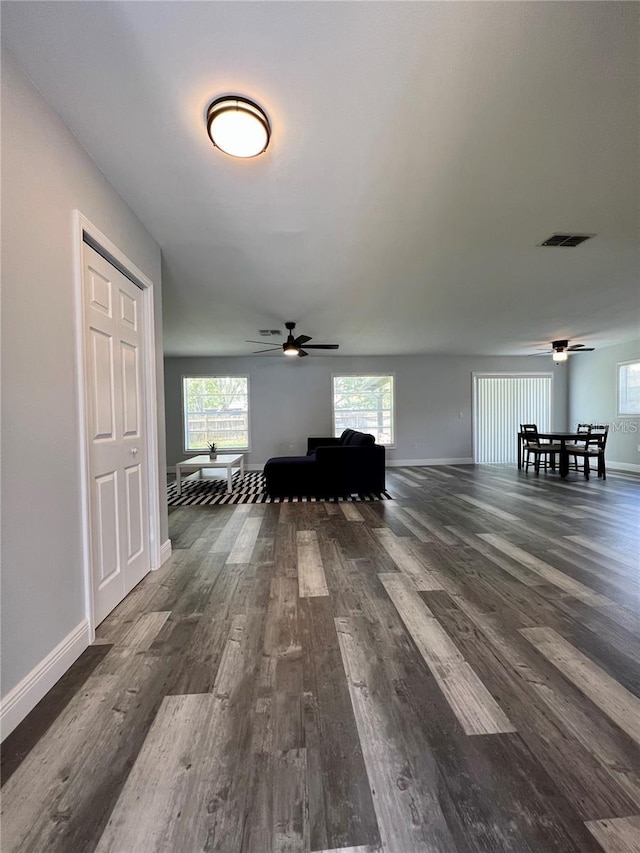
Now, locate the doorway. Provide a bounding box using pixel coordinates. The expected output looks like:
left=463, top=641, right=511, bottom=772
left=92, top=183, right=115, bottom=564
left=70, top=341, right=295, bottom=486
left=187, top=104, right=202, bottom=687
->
left=75, top=213, right=161, bottom=633
left=473, top=373, right=553, bottom=464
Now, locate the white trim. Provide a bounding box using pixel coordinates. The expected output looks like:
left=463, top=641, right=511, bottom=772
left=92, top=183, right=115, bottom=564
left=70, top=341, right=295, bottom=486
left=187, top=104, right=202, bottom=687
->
left=180, top=373, right=251, bottom=453
left=331, top=373, right=396, bottom=446
left=178, top=459, right=475, bottom=472
left=179, top=459, right=635, bottom=473
left=387, top=457, right=474, bottom=467
left=159, top=539, right=173, bottom=566
left=1, top=620, right=90, bottom=741
left=616, top=359, right=640, bottom=417
left=608, top=461, right=640, bottom=473
left=142, top=285, right=162, bottom=573
left=73, top=210, right=162, bottom=642
left=72, top=217, right=95, bottom=640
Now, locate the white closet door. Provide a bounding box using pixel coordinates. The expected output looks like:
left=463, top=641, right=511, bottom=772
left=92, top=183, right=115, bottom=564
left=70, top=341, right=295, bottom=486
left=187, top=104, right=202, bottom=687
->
left=83, top=244, right=150, bottom=625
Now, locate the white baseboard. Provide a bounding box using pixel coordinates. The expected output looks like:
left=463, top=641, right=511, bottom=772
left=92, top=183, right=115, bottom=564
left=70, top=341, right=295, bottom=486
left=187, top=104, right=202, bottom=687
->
left=608, top=461, right=640, bottom=473
left=159, top=539, right=172, bottom=565
left=245, top=459, right=474, bottom=470
left=387, top=457, right=474, bottom=467
left=170, top=459, right=476, bottom=473
left=170, top=459, right=638, bottom=473
left=1, top=619, right=90, bottom=741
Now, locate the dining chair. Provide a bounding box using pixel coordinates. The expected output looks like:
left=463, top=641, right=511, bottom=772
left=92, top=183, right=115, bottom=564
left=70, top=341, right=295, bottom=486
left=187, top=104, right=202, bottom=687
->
left=520, top=424, right=562, bottom=474
left=569, top=424, right=609, bottom=480
left=567, top=423, right=592, bottom=471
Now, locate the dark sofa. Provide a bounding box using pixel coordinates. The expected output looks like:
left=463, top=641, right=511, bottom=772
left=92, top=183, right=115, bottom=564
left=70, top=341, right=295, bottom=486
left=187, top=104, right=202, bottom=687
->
left=264, top=428, right=386, bottom=497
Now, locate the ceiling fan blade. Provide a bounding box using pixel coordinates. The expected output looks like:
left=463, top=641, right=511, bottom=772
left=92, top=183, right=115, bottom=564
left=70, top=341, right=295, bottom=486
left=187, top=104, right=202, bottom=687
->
left=246, top=340, right=280, bottom=346
left=569, top=347, right=595, bottom=352
left=298, top=349, right=309, bottom=357
left=304, top=344, right=339, bottom=349
left=294, top=334, right=312, bottom=346
left=252, top=347, right=281, bottom=354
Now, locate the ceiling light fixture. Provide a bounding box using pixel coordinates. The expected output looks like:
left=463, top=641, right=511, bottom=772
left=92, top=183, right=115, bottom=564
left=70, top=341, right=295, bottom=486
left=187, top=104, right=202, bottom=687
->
left=206, top=96, right=270, bottom=158
left=552, top=349, right=568, bottom=362
left=283, top=342, right=299, bottom=357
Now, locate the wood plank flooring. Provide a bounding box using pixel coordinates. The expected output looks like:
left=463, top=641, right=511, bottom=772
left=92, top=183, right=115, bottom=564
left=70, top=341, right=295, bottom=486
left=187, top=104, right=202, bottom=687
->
left=2, top=464, right=640, bottom=852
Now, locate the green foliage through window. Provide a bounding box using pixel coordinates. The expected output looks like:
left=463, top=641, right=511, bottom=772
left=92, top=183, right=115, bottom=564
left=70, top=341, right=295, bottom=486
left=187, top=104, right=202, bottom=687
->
left=183, top=376, right=249, bottom=451
left=332, top=375, right=394, bottom=445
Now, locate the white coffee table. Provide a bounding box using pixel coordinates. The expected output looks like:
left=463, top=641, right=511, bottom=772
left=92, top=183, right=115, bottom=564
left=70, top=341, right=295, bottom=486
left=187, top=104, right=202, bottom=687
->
left=175, top=454, right=245, bottom=495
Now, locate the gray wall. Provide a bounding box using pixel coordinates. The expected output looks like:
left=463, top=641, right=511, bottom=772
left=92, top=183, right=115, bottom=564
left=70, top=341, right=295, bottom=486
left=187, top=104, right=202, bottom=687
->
left=1, top=50, right=168, bottom=698
left=569, top=339, right=640, bottom=469
left=164, top=354, right=569, bottom=467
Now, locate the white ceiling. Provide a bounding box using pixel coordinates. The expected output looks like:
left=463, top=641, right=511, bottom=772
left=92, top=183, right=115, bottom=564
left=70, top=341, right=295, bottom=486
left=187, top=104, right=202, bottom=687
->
left=3, top=1, right=639, bottom=357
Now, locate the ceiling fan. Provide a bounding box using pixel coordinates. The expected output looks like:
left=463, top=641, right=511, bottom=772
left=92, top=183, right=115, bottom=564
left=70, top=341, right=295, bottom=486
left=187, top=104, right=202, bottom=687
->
left=247, top=322, right=340, bottom=358
left=536, top=339, right=595, bottom=362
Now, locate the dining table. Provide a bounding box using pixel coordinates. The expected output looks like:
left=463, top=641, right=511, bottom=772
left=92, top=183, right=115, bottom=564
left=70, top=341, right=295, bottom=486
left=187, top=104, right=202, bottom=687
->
left=517, top=430, right=585, bottom=478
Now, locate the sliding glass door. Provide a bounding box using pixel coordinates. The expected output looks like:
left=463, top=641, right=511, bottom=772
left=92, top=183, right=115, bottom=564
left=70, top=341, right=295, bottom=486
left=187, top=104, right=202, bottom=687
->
left=473, top=374, right=553, bottom=464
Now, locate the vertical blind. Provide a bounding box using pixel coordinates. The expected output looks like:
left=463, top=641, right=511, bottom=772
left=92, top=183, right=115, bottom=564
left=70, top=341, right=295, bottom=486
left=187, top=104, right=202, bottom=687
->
left=474, top=375, right=552, bottom=464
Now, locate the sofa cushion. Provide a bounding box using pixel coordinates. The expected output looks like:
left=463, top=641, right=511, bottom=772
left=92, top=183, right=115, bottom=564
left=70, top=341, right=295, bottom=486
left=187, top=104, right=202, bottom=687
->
left=349, top=432, right=375, bottom=446
left=263, top=454, right=319, bottom=497
left=314, top=443, right=386, bottom=494
left=265, top=454, right=315, bottom=468
left=339, top=428, right=355, bottom=445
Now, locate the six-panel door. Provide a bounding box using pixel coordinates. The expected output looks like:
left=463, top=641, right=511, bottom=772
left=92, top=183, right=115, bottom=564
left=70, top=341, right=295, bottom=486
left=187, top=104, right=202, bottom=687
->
left=83, top=244, right=150, bottom=625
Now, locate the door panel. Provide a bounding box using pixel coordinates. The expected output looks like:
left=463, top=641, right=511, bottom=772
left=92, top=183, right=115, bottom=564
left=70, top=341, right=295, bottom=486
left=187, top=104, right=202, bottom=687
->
left=124, top=463, right=144, bottom=561
left=120, top=289, right=137, bottom=328
left=88, top=266, right=112, bottom=316
left=95, top=471, right=121, bottom=587
left=83, top=244, right=150, bottom=624
left=90, top=329, right=115, bottom=440
left=121, top=341, right=139, bottom=437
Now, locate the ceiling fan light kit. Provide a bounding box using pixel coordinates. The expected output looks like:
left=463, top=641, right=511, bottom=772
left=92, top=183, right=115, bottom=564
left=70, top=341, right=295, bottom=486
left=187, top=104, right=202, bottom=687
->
left=206, top=96, right=270, bottom=158
left=247, top=322, right=339, bottom=358
left=547, top=339, right=595, bottom=362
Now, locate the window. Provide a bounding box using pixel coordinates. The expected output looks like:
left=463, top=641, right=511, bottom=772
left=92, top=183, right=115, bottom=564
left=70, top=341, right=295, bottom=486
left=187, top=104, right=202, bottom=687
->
left=618, top=360, right=640, bottom=416
left=332, top=375, right=394, bottom=445
left=183, top=376, right=249, bottom=451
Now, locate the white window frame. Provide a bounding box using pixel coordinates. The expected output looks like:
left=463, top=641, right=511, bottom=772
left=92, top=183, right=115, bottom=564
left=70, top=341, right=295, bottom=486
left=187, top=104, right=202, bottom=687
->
left=181, top=374, right=251, bottom=453
left=331, top=373, right=396, bottom=446
left=617, top=359, right=640, bottom=417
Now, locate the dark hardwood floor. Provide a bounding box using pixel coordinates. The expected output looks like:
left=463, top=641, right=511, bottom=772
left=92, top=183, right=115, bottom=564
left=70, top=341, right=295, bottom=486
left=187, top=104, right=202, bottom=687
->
left=2, top=465, right=639, bottom=852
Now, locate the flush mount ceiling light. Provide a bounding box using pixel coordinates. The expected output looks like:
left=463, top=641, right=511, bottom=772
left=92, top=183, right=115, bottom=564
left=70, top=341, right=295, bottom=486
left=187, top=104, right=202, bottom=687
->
left=206, top=96, right=270, bottom=158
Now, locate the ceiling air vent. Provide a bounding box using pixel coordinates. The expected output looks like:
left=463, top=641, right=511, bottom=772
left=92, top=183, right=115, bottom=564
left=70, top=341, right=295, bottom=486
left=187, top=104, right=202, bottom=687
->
left=258, top=329, right=282, bottom=336
left=538, top=233, right=595, bottom=247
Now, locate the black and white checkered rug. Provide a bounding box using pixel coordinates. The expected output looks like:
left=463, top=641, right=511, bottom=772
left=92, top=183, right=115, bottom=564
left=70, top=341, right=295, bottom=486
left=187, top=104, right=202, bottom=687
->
left=168, top=470, right=393, bottom=506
